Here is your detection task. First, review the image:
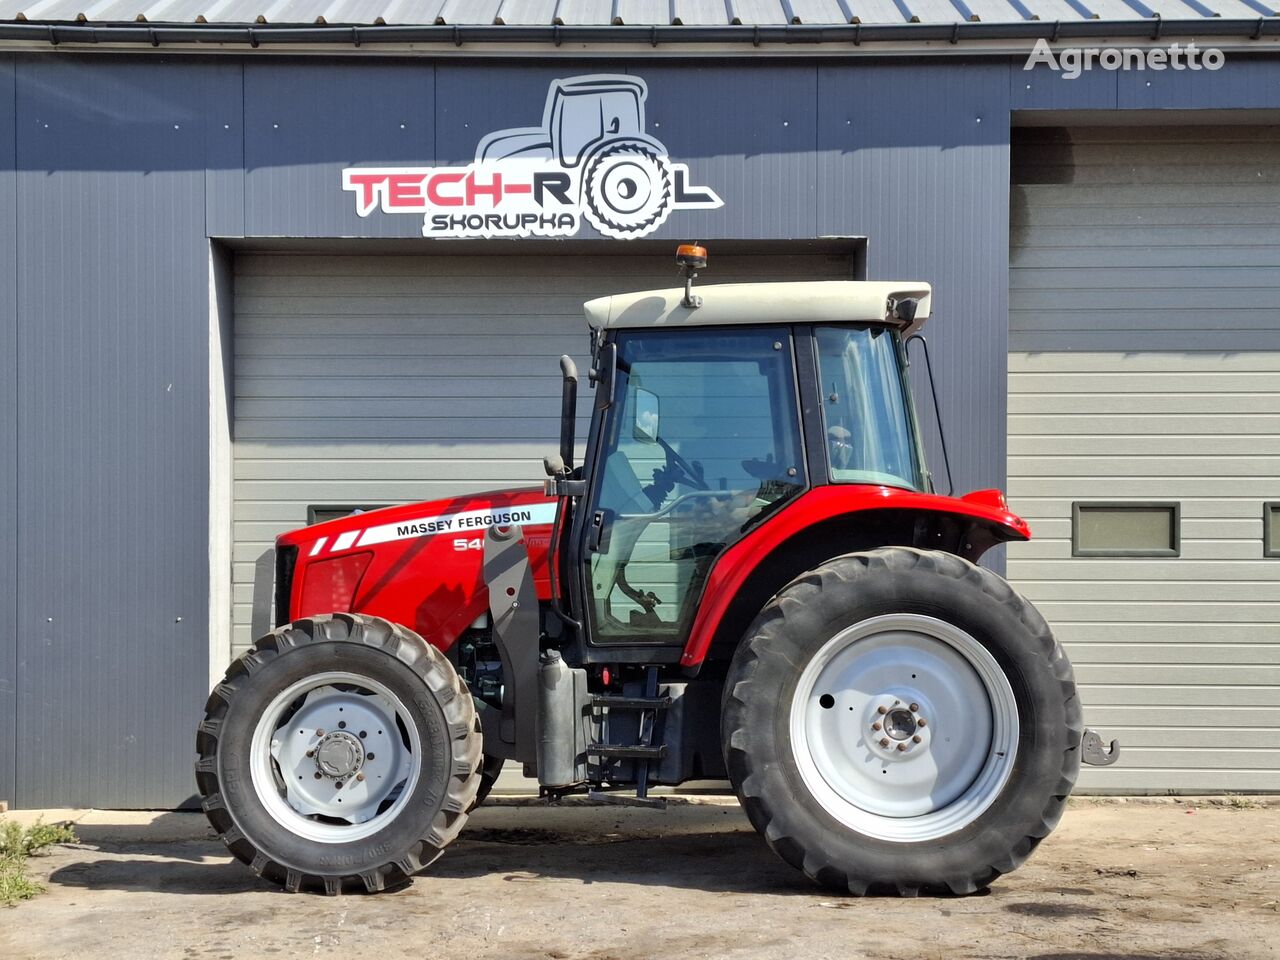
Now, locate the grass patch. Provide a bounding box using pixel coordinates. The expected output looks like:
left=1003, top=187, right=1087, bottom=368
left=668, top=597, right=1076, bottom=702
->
left=1223, top=795, right=1263, bottom=810
left=0, top=819, right=78, bottom=906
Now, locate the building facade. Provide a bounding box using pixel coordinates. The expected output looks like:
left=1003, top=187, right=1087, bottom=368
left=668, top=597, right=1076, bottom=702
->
left=1, top=1, right=1278, bottom=807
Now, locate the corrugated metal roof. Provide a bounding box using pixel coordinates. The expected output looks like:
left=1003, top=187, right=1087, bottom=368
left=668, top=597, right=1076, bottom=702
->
left=2, top=0, right=1275, bottom=25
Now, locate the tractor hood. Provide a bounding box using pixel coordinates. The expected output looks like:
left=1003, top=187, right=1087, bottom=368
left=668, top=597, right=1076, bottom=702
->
left=275, top=487, right=558, bottom=652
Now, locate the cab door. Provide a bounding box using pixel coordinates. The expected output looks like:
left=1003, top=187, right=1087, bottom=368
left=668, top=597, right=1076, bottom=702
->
left=580, top=326, right=807, bottom=647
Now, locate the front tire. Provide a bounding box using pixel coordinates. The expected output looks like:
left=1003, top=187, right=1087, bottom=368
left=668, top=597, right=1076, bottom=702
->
left=196, top=614, right=482, bottom=894
left=722, top=547, right=1082, bottom=896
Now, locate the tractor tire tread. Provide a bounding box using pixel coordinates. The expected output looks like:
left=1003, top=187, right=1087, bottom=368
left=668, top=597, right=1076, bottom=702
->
left=722, top=546, right=1082, bottom=897
left=195, top=612, right=482, bottom=896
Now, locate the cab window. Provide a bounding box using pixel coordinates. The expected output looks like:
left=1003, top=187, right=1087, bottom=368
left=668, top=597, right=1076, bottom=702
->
left=815, top=325, right=925, bottom=491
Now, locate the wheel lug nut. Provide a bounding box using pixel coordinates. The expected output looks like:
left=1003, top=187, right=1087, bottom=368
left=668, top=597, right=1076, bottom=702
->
left=912, top=735, right=922, bottom=743
left=897, top=743, right=908, bottom=752
left=872, top=722, right=882, bottom=731
left=316, top=728, right=325, bottom=736
left=877, top=706, right=888, bottom=715
left=356, top=773, right=365, bottom=782
left=879, top=738, right=890, bottom=748
left=909, top=703, right=919, bottom=712
left=306, top=749, right=315, bottom=758
left=917, top=718, right=927, bottom=727
left=313, top=772, right=322, bottom=779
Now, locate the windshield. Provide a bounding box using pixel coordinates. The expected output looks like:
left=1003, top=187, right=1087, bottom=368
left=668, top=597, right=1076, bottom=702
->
left=815, top=325, right=926, bottom=491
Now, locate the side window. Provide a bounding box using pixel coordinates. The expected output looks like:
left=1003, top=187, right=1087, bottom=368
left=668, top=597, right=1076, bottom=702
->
left=587, top=329, right=805, bottom=644
left=816, top=325, right=924, bottom=491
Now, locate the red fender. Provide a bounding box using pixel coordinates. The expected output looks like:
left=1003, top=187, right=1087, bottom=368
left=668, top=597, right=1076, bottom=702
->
left=679, top=484, right=1031, bottom=668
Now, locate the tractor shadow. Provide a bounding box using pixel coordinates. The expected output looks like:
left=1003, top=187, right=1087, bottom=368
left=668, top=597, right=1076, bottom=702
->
left=432, top=829, right=816, bottom=895
left=43, top=802, right=975, bottom=899
left=428, top=799, right=825, bottom=896
left=48, top=853, right=267, bottom=896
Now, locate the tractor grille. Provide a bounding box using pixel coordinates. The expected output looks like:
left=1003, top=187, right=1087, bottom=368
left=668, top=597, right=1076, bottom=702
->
left=274, top=545, right=298, bottom=628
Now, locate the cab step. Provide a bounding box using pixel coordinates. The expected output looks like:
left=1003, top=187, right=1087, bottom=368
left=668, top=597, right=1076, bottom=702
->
left=591, top=694, right=673, bottom=710
left=586, top=743, right=667, bottom=760
left=586, top=666, right=669, bottom=807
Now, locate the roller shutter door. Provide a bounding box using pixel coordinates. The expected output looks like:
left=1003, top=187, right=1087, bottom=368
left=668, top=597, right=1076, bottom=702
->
left=1008, top=125, right=1280, bottom=792
left=232, top=250, right=853, bottom=658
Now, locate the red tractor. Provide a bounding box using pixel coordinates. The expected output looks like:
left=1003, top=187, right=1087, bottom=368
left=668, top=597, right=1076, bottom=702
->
left=197, top=246, right=1115, bottom=896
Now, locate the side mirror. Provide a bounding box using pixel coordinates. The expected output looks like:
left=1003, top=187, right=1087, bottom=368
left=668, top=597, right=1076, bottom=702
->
left=633, top=388, right=660, bottom=444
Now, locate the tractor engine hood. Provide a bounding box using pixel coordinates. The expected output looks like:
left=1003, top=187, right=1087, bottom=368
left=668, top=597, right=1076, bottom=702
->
left=274, top=487, right=558, bottom=653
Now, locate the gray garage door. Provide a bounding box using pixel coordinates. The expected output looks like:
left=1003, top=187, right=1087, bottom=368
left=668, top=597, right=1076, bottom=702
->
left=231, top=249, right=854, bottom=658
left=1008, top=125, right=1280, bottom=792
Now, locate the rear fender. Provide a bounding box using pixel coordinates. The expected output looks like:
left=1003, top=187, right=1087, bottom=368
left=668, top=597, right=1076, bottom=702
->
left=681, top=485, right=1030, bottom=670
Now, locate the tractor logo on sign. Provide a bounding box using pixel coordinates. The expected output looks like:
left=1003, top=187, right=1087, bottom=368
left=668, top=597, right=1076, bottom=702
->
left=342, top=74, right=723, bottom=240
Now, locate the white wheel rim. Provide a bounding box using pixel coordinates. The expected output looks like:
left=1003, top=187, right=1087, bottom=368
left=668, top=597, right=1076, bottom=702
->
left=788, top=614, right=1018, bottom=843
left=249, top=671, right=422, bottom=844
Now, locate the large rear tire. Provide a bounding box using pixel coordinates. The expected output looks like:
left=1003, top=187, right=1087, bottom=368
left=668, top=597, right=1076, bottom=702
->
left=196, top=613, right=482, bottom=894
left=722, top=547, right=1082, bottom=896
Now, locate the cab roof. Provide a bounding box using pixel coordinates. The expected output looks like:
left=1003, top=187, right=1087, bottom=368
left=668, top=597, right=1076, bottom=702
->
left=583, top=280, right=932, bottom=337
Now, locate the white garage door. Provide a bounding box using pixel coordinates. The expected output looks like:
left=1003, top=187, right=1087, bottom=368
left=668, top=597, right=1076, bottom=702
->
left=231, top=249, right=854, bottom=657
left=1009, top=125, right=1280, bottom=792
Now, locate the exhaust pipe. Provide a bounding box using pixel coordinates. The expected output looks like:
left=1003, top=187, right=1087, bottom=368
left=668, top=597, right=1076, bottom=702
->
left=558, top=355, right=578, bottom=472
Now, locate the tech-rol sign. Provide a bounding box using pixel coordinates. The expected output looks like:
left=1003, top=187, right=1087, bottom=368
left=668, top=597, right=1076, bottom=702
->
left=342, top=74, right=723, bottom=240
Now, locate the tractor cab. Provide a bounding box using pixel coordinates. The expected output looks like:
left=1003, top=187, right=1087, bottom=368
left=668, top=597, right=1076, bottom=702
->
left=545, top=253, right=937, bottom=663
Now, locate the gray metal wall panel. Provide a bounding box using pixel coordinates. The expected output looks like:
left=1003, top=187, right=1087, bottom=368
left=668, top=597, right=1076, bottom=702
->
left=1008, top=125, right=1280, bottom=792
left=1118, top=56, right=1280, bottom=110
left=206, top=62, right=245, bottom=238
left=244, top=61, right=435, bottom=238
left=0, top=55, right=15, bottom=806
left=14, top=59, right=211, bottom=808
left=1013, top=64, right=1118, bottom=111
left=816, top=62, right=1012, bottom=507
left=629, top=63, right=819, bottom=240
left=432, top=59, right=617, bottom=166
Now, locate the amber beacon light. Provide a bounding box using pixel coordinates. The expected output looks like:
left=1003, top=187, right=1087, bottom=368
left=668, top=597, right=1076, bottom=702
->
left=675, top=243, right=708, bottom=269
left=676, top=243, right=708, bottom=308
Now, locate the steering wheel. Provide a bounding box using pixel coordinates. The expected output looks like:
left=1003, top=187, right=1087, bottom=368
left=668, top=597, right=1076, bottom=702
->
left=657, top=437, right=709, bottom=491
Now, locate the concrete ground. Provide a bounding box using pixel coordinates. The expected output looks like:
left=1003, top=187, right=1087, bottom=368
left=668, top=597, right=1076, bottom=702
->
left=1, top=796, right=1277, bottom=960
